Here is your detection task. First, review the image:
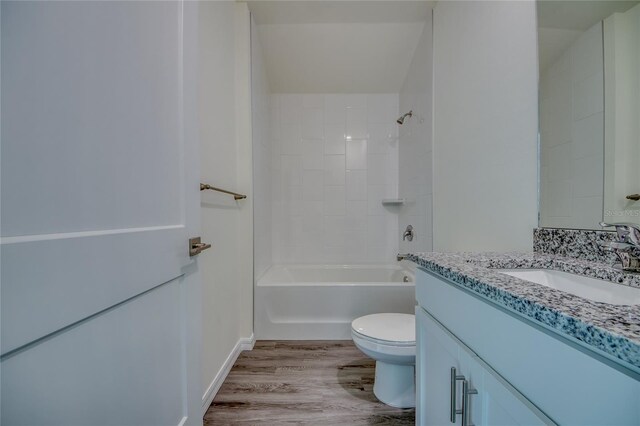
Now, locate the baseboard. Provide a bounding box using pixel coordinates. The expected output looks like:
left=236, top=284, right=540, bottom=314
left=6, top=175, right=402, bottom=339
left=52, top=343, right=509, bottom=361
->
left=201, top=333, right=255, bottom=416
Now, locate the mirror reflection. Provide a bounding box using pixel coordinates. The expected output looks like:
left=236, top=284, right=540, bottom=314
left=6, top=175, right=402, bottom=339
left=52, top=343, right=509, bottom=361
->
left=537, top=0, right=640, bottom=229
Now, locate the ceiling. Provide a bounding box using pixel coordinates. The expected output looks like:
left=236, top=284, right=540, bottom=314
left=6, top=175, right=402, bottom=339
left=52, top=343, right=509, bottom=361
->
left=537, top=0, right=639, bottom=72
left=537, top=0, right=638, bottom=31
left=247, top=1, right=434, bottom=93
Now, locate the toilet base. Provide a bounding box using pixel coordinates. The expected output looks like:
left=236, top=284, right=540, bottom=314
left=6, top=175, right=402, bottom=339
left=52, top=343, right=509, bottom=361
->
left=373, top=360, right=415, bottom=408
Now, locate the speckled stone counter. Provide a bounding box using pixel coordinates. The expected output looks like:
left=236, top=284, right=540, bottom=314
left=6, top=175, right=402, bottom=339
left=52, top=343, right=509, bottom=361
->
left=408, top=251, right=640, bottom=371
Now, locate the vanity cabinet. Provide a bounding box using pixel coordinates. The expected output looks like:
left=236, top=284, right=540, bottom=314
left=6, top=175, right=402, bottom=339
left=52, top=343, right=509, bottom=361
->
left=416, top=307, right=550, bottom=425
left=416, top=267, right=640, bottom=425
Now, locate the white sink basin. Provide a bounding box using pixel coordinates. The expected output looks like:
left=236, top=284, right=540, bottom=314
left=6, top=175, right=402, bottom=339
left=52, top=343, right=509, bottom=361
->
left=498, top=269, right=640, bottom=305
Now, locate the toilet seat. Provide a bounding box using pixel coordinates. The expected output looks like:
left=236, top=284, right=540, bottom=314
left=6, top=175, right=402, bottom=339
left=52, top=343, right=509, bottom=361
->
left=351, top=313, right=415, bottom=346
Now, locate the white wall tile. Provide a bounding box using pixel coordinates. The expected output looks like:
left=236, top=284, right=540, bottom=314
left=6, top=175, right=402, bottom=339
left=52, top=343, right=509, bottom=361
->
left=346, top=139, right=367, bottom=170
left=324, top=95, right=347, bottom=124
left=572, top=155, right=603, bottom=198
left=302, top=170, right=324, bottom=201
left=368, top=123, right=396, bottom=154
left=346, top=170, right=367, bottom=201
left=280, top=94, right=302, bottom=124
left=282, top=185, right=303, bottom=216
left=573, top=69, right=604, bottom=120
left=271, top=93, right=399, bottom=264
left=346, top=108, right=368, bottom=139
left=367, top=185, right=396, bottom=216
left=572, top=112, right=603, bottom=160
left=302, top=140, right=324, bottom=170
left=324, top=154, right=346, bottom=185
left=280, top=124, right=301, bottom=155
left=301, top=107, right=324, bottom=139
left=571, top=22, right=603, bottom=84
left=324, top=185, right=346, bottom=215
left=324, top=124, right=346, bottom=155
left=281, top=155, right=302, bottom=186
left=346, top=200, right=367, bottom=219
left=367, top=94, right=396, bottom=124
left=323, top=216, right=347, bottom=247
left=367, top=154, right=392, bottom=185
left=301, top=200, right=323, bottom=218
left=540, top=20, right=604, bottom=228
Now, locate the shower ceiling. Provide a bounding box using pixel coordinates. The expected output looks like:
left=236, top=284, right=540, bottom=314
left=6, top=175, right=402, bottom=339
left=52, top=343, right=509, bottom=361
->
left=247, top=1, right=435, bottom=93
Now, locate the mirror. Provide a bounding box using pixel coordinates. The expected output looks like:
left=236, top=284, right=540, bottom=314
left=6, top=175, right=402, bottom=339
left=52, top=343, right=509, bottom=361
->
left=537, top=0, right=640, bottom=229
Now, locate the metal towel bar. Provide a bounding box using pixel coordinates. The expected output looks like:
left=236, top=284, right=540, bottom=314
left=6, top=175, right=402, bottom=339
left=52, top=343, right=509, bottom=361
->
left=200, top=183, right=247, bottom=200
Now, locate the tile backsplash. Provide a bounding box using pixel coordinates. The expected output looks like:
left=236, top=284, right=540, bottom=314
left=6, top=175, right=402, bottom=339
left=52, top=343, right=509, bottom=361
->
left=533, top=227, right=617, bottom=264
left=270, top=94, right=399, bottom=264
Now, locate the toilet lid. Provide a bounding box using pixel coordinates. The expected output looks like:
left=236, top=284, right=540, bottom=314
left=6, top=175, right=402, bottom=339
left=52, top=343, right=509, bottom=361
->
left=351, top=313, right=415, bottom=344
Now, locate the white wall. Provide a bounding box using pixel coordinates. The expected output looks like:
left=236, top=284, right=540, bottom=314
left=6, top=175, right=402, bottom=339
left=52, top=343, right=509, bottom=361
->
left=540, top=22, right=604, bottom=229
left=198, top=1, right=253, bottom=412
left=432, top=1, right=538, bottom=252
left=252, top=15, right=273, bottom=280
left=399, top=17, right=434, bottom=254
left=270, top=94, right=400, bottom=264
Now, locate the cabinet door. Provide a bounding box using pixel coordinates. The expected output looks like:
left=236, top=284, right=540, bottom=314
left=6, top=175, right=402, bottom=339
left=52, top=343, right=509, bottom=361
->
left=417, top=306, right=554, bottom=426
left=416, top=306, right=462, bottom=426
left=479, top=365, right=550, bottom=426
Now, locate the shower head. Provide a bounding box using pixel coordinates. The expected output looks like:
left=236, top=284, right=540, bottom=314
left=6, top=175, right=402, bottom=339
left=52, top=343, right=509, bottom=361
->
left=396, top=110, right=413, bottom=125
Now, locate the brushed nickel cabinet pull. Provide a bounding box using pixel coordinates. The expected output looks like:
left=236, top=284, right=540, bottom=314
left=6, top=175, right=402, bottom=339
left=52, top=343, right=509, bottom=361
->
left=450, top=367, right=465, bottom=423
left=461, top=379, right=478, bottom=426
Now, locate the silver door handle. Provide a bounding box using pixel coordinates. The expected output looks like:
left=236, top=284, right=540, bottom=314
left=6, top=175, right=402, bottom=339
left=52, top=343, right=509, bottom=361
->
left=461, top=379, right=478, bottom=426
left=450, top=367, right=465, bottom=423
left=189, top=237, right=211, bottom=256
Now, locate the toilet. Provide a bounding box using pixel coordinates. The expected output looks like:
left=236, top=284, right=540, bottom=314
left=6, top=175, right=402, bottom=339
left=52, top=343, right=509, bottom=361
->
left=351, top=313, right=416, bottom=408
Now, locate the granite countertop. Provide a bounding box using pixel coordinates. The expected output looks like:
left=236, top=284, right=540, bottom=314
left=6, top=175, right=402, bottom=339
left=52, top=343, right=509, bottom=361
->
left=408, top=251, right=640, bottom=371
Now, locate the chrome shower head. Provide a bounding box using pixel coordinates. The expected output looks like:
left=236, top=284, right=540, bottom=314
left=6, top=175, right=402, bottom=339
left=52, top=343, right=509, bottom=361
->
left=396, top=110, right=413, bottom=125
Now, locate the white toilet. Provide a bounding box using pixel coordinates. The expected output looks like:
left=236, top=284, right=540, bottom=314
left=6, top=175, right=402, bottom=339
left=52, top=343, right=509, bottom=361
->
left=351, top=313, right=416, bottom=408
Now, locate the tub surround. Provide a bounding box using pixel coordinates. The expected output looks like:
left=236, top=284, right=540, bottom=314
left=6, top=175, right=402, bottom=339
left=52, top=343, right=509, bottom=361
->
left=407, top=250, right=640, bottom=372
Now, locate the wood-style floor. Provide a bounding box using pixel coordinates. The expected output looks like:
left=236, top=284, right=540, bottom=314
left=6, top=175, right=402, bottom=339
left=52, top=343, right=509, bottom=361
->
left=204, top=341, right=415, bottom=425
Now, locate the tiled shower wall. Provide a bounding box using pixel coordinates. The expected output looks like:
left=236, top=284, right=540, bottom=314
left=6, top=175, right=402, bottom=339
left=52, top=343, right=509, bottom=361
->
left=539, top=21, right=604, bottom=229
left=252, top=16, right=272, bottom=280
left=398, top=20, right=433, bottom=254
left=270, top=94, right=400, bottom=264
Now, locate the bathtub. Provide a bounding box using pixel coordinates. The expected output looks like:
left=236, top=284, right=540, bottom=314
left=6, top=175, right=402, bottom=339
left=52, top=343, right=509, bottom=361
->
left=255, top=263, right=416, bottom=340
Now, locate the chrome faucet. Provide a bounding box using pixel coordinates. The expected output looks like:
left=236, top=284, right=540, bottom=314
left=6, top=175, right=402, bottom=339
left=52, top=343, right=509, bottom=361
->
left=600, top=222, right=640, bottom=272
left=403, top=225, right=414, bottom=241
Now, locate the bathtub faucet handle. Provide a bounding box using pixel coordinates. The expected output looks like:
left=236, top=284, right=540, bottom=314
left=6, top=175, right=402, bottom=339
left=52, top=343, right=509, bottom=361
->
left=402, top=225, right=414, bottom=241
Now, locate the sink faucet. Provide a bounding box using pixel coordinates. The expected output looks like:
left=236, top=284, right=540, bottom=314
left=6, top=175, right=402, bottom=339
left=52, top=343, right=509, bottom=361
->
left=600, top=222, right=640, bottom=272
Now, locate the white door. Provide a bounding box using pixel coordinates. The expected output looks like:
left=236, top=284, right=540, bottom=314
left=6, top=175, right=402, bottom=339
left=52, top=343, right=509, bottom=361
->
left=1, top=2, right=202, bottom=425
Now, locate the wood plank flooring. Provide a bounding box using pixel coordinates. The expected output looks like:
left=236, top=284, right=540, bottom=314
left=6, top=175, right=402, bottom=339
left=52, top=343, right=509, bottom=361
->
left=204, top=341, right=415, bottom=425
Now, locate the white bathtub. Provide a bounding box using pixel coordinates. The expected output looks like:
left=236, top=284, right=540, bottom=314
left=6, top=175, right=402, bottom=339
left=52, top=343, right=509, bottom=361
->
left=255, top=263, right=416, bottom=340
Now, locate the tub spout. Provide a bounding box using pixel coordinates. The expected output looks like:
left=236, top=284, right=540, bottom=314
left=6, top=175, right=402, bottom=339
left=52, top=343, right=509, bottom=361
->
left=397, top=253, right=409, bottom=262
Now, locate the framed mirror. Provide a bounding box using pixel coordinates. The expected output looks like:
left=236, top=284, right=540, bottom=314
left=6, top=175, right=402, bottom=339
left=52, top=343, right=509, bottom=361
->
left=537, top=0, right=640, bottom=230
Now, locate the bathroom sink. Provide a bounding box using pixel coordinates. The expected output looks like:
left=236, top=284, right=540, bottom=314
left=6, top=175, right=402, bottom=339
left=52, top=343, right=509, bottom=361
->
left=498, top=269, right=640, bottom=305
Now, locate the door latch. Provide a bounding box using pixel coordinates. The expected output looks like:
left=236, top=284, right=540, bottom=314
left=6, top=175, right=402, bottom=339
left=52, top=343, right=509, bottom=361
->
left=189, top=237, right=211, bottom=257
